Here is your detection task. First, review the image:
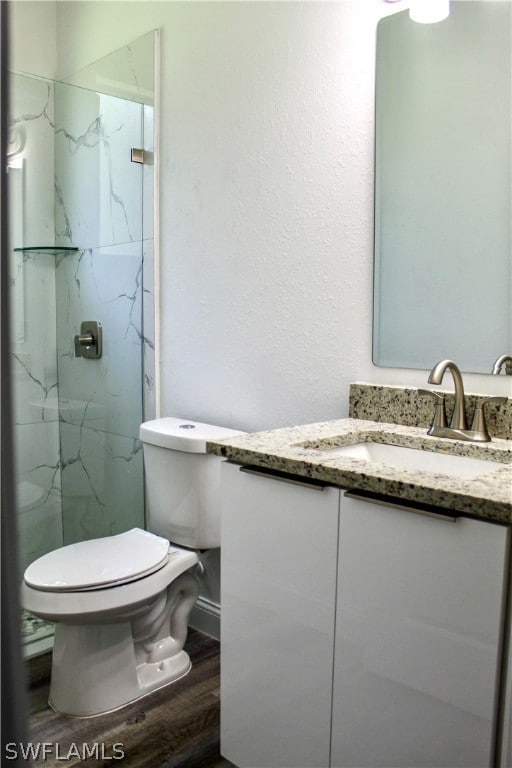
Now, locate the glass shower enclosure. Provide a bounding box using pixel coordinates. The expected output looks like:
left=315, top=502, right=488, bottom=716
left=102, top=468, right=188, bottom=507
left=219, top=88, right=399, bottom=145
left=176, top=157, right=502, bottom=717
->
left=8, top=33, right=156, bottom=655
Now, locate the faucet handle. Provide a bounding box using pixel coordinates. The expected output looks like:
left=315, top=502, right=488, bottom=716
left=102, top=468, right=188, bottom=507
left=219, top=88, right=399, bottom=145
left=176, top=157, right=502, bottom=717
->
left=470, top=396, right=507, bottom=441
left=419, top=389, right=448, bottom=428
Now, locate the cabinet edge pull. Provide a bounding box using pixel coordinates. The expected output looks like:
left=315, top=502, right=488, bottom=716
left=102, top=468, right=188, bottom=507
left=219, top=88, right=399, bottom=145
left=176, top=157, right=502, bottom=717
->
left=239, top=464, right=327, bottom=491
left=344, top=490, right=457, bottom=523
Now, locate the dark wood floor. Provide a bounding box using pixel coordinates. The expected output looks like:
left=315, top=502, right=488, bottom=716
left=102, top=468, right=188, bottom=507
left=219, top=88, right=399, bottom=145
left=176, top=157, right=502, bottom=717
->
left=27, top=628, right=236, bottom=768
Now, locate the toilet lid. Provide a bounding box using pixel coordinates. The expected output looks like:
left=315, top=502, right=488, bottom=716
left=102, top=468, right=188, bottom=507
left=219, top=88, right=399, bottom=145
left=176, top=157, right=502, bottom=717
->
left=24, top=528, right=170, bottom=592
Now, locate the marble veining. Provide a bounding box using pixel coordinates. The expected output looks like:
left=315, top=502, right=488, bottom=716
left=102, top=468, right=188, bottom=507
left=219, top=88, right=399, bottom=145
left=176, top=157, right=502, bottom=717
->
left=207, top=410, right=512, bottom=525
left=142, top=239, right=156, bottom=421
left=9, top=78, right=53, bottom=140
left=54, top=83, right=143, bottom=250
left=8, top=71, right=154, bottom=569
left=60, top=423, right=144, bottom=543
left=9, top=75, right=62, bottom=574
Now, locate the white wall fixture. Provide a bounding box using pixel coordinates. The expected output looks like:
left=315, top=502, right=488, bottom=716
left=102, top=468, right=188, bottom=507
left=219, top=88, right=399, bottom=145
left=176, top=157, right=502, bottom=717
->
left=409, top=0, right=450, bottom=24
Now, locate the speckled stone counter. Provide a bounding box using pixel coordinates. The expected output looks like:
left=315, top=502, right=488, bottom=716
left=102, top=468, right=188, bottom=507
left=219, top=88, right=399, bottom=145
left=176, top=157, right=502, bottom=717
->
left=349, top=382, right=512, bottom=439
left=207, top=418, right=512, bottom=525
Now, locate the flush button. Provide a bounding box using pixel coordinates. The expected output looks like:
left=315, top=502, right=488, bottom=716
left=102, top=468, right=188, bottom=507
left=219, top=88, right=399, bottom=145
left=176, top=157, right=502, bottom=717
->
left=179, top=424, right=196, bottom=429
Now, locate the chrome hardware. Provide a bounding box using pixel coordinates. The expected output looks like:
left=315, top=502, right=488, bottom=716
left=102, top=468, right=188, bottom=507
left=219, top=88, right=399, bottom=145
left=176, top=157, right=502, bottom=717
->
left=130, top=148, right=153, bottom=165
left=131, top=148, right=144, bottom=164
left=74, top=321, right=102, bottom=359
left=424, top=359, right=506, bottom=442
left=428, top=359, right=467, bottom=430
left=344, top=491, right=457, bottom=523
left=239, top=464, right=327, bottom=491
left=419, top=389, right=447, bottom=431
left=75, top=331, right=93, bottom=350
left=470, top=396, right=507, bottom=442
left=492, top=354, right=512, bottom=375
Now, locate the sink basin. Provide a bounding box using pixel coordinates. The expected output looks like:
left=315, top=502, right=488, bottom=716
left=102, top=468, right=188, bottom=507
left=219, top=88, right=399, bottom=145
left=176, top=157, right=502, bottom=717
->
left=317, top=442, right=503, bottom=478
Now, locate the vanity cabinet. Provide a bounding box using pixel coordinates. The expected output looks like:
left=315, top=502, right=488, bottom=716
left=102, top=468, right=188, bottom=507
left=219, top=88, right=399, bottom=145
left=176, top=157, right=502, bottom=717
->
left=220, top=461, right=510, bottom=768
left=501, top=608, right=512, bottom=768
left=331, top=493, right=508, bottom=768
left=220, top=461, right=340, bottom=768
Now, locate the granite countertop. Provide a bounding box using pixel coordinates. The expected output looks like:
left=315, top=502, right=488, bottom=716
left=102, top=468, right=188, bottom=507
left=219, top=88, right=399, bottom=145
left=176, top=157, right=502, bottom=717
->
left=207, top=418, right=512, bottom=524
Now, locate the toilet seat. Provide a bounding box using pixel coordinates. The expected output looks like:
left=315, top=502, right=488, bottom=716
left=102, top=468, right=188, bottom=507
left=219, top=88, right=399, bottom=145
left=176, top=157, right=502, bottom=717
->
left=24, top=528, right=170, bottom=592
left=22, top=544, right=200, bottom=623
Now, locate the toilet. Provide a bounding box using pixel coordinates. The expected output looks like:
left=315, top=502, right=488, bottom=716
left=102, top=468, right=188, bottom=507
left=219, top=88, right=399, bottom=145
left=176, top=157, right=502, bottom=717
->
left=21, top=417, right=243, bottom=717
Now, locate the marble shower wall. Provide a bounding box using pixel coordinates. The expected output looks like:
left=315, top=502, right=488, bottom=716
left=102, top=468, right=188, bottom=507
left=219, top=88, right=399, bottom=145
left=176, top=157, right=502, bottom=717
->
left=9, top=74, right=63, bottom=574
left=54, top=83, right=146, bottom=543
left=9, top=61, right=155, bottom=579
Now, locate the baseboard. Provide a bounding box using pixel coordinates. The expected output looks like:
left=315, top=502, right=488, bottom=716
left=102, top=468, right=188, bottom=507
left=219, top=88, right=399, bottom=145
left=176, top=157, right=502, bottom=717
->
left=189, top=596, right=220, bottom=641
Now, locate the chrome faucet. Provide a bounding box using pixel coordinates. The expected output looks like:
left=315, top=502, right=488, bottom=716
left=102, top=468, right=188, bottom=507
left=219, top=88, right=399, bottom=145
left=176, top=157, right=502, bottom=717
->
left=422, top=359, right=506, bottom=442
left=492, top=354, right=512, bottom=375
left=427, top=359, right=467, bottom=430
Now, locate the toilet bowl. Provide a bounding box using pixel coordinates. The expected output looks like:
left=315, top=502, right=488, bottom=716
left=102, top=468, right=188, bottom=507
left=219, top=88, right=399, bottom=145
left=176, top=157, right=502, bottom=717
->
left=22, top=529, right=200, bottom=716
left=21, top=418, right=244, bottom=717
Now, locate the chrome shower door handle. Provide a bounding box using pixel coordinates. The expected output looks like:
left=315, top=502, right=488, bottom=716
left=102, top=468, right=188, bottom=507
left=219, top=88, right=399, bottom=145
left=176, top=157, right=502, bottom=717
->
left=74, top=332, right=94, bottom=356
left=74, top=321, right=102, bottom=359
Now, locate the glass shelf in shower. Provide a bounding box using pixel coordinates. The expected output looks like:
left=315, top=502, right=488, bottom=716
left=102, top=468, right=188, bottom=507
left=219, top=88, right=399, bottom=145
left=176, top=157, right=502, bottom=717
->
left=14, top=246, right=79, bottom=255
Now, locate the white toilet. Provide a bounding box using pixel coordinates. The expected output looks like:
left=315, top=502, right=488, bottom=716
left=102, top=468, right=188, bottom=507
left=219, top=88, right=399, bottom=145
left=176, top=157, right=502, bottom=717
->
left=21, top=417, right=243, bottom=717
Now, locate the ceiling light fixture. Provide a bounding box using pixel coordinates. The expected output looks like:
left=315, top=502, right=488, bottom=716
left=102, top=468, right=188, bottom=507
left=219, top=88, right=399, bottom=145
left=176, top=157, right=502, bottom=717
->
left=409, top=0, right=450, bottom=24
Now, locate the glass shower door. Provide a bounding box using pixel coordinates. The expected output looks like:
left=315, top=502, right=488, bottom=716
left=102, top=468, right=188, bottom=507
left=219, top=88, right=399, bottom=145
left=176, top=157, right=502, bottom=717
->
left=53, top=81, right=146, bottom=545
left=9, top=73, right=148, bottom=654
left=8, top=74, right=64, bottom=600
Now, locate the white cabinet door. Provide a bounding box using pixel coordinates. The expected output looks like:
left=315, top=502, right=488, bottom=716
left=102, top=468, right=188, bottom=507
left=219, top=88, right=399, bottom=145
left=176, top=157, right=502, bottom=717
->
left=501, top=616, right=512, bottom=768
left=331, top=493, right=509, bottom=768
left=220, top=461, right=340, bottom=768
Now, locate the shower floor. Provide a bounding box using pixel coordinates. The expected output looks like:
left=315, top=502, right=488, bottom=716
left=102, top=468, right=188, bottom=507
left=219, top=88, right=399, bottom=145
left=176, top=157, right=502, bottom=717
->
left=22, top=610, right=54, bottom=648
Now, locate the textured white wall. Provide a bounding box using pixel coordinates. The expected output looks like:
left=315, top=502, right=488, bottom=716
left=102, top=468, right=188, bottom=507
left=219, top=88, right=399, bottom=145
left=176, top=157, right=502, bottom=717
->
left=158, top=1, right=378, bottom=431
left=53, top=1, right=375, bottom=431
left=50, top=1, right=512, bottom=433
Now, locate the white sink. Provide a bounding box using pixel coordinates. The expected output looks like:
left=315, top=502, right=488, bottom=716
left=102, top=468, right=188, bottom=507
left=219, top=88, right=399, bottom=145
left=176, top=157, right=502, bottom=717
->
left=319, top=442, right=503, bottom=478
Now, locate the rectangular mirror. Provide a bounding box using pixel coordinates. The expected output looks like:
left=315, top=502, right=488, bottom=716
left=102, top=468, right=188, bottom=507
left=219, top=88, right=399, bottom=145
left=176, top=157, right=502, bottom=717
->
left=373, top=1, right=511, bottom=374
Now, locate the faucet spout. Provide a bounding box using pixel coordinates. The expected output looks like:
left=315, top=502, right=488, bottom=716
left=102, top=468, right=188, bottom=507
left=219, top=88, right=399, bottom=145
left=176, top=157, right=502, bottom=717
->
left=492, top=354, right=512, bottom=375
left=427, top=359, right=468, bottom=430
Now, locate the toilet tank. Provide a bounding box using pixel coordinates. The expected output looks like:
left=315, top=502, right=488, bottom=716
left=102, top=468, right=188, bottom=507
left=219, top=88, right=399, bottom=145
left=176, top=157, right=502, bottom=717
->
left=139, top=417, right=245, bottom=550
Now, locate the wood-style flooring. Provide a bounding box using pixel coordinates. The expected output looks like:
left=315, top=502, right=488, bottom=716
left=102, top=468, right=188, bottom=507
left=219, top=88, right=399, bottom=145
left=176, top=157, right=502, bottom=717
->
left=27, top=628, right=236, bottom=768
